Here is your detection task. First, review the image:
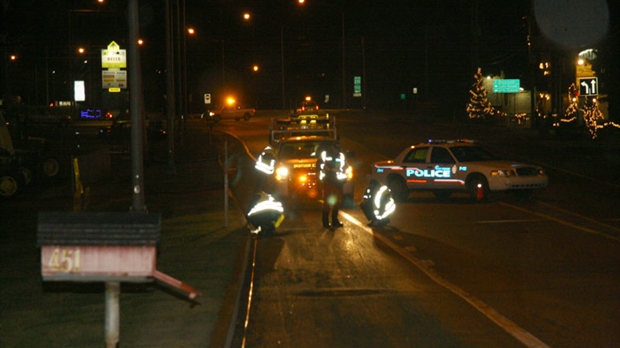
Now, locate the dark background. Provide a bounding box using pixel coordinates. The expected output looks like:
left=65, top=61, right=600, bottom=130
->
left=1, top=0, right=617, bottom=120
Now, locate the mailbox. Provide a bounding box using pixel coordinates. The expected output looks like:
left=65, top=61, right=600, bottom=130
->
left=37, top=211, right=160, bottom=283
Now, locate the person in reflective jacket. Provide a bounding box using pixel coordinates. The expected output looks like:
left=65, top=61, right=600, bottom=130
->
left=255, top=146, right=275, bottom=175
left=246, top=191, right=285, bottom=235
left=254, top=146, right=276, bottom=192
left=360, top=180, right=396, bottom=226
left=318, top=142, right=348, bottom=228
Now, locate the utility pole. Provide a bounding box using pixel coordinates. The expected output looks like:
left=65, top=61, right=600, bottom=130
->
left=165, top=0, right=176, bottom=174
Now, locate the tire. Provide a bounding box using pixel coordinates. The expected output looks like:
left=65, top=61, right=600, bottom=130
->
left=467, top=174, right=489, bottom=202
left=0, top=174, right=19, bottom=198
left=243, top=113, right=251, bottom=121
left=387, top=176, right=409, bottom=202
left=42, top=157, right=60, bottom=178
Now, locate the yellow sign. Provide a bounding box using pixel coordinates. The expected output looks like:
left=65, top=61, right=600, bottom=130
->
left=107, top=41, right=120, bottom=50
left=101, top=41, right=126, bottom=69
left=108, top=87, right=121, bottom=93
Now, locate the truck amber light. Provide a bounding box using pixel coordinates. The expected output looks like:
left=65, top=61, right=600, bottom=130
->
left=346, top=166, right=353, bottom=180
left=299, top=175, right=308, bottom=183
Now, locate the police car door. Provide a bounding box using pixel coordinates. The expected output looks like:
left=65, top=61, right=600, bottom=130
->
left=427, top=146, right=459, bottom=189
left=401, top=146, right=430, bottom=189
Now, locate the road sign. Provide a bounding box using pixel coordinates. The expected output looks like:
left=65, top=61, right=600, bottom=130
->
left=493, top=79, right=520, bottom=93
left=101, top=70, right=127, bottom=89
left=578, top=77, right=598, bottom=96
left=204, top=93, right=211, bottom=104
left=353, top=76, right=361, bottom=97
left=101, top=41, right=127, bottom=69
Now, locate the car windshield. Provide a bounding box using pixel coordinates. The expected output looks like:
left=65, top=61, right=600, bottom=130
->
left=279, top=141, right=322, bottom=159
left=449, top=145, right=500, bottom=162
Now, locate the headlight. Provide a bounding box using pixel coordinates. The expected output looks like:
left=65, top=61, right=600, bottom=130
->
left=209, top=111, right=215, bottom=117
left=491, top=169, right=515, bottom=177
left=275, top=167, right=289, bottom=181
left=346, top=166, right=353, bottom=180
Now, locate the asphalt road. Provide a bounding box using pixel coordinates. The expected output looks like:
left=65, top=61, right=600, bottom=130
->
left=218, top=111, right=620, bottom=348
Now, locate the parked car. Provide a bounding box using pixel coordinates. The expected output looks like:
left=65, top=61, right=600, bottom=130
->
left=205, top=105, right=255, bottom=122
left=98, top=119, right=167, bottom=153
left=296, top=100, right=319, bottom=114
left=370, top=139, right=548, bottom=202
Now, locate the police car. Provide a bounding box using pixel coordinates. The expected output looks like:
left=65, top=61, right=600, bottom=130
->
left=370, top=139, right=548, bottom=202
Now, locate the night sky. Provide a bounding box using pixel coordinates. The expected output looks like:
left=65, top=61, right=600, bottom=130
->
left=2, top=0, right=613, bottom=114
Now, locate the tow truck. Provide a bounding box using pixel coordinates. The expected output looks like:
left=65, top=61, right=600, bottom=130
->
left=269, top=114, right=354, bottom=202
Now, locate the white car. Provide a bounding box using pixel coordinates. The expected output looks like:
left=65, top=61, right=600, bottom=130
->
left=206, top=105, right=255, bottom=122
left=370, top=139, right=548, bottom=202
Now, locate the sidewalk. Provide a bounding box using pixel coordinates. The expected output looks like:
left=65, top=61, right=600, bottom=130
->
left=0, top=120, right=250, bottom=347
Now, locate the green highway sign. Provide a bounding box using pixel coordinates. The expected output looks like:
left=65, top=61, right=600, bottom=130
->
left=493, top=79, right=520, bottom=93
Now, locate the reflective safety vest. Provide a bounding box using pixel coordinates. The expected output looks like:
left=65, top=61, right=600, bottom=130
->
left=363, top=184, right=396, bottom=221
left=319, top=150, right=348, bottom=182
left=247, top=192, right=285, bottom=232
left=255, top=146, right=276, bottom=175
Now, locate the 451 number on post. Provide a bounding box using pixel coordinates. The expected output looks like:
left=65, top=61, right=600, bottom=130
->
left=46, top=248, right=81, bottom=273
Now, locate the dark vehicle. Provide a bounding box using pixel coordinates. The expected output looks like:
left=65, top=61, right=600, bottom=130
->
left=0, top=148, right=26, bottom=198
left=296, top=100, right=319, bottom=114
left=1, top=113, right=60, bottom=197
left=16, top=106, right=73, bottom=128
left=99, top=120, right=167, bottom=153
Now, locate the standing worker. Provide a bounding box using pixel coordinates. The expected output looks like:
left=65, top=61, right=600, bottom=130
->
left=254, top=145, right=276, bottom=193
left=318, top=142, right=349, bottom=228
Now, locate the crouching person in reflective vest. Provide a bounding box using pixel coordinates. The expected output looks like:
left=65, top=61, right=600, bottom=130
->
left=360, top=180, right=396, bottom=226
left=247, top=191, right=285, bottom=235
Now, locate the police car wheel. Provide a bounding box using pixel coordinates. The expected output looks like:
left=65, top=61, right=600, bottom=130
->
left=467, top=174, right=489, bottom=201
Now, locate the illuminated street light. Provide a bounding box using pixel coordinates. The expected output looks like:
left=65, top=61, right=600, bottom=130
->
left=243, top=13, right=251, bottom=20
left=253, top=65, right=259, bottom=72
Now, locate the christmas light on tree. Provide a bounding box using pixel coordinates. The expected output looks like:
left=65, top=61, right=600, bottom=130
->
left=564, top=83, right=619, bottom=139
left=582, top=97, right=604, bottom=139
left=466, top=68, right=503, bottom=119
left=564, top=83, right=579, bottom=122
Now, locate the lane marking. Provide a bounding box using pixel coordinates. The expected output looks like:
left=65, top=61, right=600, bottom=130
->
left=340, top=211, right=551, bottom=348
left=500, top=202, right=620, bottom=242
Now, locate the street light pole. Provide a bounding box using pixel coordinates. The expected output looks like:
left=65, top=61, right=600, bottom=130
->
left=165, top=0, right=176, bottom=174
left=281, top=25, right=285, bottom=110
left=341, top=12, right=346, bottom=109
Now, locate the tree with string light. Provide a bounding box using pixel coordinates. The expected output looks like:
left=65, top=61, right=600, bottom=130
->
left=466, top=67, right=503, bottom=120
left=564, top=83, right=580, bottom=122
